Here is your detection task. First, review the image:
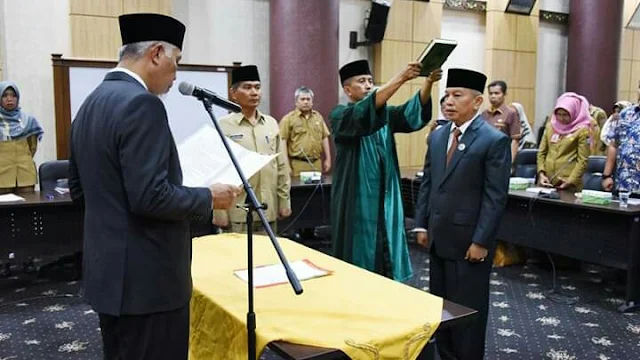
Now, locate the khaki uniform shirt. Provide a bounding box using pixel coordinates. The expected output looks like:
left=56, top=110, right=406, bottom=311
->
left=482, top=104, right=521, bottom=139
left=0, top=136, right=37, bottom=189
left=279, top=109, right=330, bottom=161
left=537, top=122, right=590, bottom=190
left=214, top=110, right=291, bottom=224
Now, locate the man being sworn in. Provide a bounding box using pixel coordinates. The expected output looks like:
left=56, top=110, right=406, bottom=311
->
left=330, top=59, right=441, bottom=281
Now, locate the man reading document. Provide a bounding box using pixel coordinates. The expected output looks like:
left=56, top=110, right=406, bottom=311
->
left=69, top=13, right=239, bottom=360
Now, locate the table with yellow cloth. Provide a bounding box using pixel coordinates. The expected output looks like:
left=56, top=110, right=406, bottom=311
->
left=189, top=234, right=443, bottom=360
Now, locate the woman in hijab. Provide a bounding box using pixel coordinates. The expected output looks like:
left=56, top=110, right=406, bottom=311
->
left=0, top=81, right=44, bottom=194
left=536, top=92, right=592, bottom=190
left=600, top=100, right=633, bottom=147
left=510, top=102, right=537, bottom=150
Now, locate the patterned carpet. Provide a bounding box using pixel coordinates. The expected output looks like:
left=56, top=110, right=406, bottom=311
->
left=1, top=244, right=640, bottom=359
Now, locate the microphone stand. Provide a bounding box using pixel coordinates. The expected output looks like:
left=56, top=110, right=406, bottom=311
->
left=199, top=98, right=303, bottom=360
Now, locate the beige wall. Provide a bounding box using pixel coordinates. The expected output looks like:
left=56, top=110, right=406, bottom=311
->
left=1, top=0, right=70, bottom=167
left=619, top=0, right=640, bottom=103
left=70, top=0, right=172, bottom=59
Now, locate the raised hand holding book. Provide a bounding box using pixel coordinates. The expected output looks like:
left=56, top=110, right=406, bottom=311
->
left=417, top=38, right=458, bottom=77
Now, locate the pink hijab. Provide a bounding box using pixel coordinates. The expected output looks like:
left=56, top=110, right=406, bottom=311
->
left=551, top=92, right=593, bottom=135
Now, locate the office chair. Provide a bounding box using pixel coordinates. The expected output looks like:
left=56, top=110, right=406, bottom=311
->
left=513, top=149, right=539, bottom=179
left=38, top=160, right=69, bottom=193
left=582, top=156, right=607, bottom=191
left=36, top=160, right=82, bottom=279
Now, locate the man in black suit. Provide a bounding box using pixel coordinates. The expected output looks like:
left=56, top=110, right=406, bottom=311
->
left=68, top=13, right=240, bottom=360
left=414, top=69, right=511, bottom=360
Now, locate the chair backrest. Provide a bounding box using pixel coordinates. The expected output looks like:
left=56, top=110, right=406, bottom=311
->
left=513, top=149, right=538, bottom=178
left=38, top=160, right=70, bottom=192
left=582, top=156, right=607, bottom=191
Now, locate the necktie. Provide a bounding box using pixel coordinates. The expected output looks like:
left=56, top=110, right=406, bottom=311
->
left=447, top=128, right=462, bottom=166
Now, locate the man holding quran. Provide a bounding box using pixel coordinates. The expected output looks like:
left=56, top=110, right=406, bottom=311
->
left=330, top=58, right=441, bottom=282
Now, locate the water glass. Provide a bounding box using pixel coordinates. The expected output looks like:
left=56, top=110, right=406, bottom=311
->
left=619, top=190, right=631, bottom=208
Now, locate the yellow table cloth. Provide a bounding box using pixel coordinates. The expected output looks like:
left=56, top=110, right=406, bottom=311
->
left=189, top=234, right=442, bottom=360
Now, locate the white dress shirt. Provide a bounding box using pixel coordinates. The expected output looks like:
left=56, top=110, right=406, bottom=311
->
left=414, top=117, right=477, bottom=234
left=109, top=67, right=148, bottom=90
left=447, top=117, right=474, bottom=150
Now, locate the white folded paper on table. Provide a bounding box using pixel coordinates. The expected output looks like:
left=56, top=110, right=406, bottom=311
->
left=234, top=259, right=332, bottom=288
left=0, top=193, right=25, bottom=202
left=177, top=124, right=277, bottom=187
left=526, top=187, right=556, bottom=195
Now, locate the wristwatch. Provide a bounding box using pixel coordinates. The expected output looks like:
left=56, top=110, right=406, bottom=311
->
left=602, top=173, right=612, bottom=179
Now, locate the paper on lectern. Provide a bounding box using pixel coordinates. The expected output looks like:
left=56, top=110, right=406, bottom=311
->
left=177, top=124, right=277, bottom=187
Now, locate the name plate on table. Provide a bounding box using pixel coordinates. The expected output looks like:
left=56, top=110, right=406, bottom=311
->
left=234, top=259, right=332, bottom=288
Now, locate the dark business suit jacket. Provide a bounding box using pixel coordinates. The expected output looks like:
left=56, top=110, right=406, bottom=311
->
left=69, top=71, right=212, bottom=316
left=415, top=116, right=511, bottom=259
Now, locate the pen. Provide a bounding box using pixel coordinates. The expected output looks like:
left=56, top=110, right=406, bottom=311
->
left=265, top=136, right=269, bottom=144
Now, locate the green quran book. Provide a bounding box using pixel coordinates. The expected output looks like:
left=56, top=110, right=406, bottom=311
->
left=416, top=38, right=457, bottom=76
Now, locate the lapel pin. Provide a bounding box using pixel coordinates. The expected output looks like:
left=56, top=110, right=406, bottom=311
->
left=458, top=143, right=466, bottom=151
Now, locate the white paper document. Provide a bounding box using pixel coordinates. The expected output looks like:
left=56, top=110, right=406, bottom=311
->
left=525, top=187, right=556, bottom=195
left=234, top=259, right=332, bottom=288
left=0, top=193, right=25, bottom=203
left=177, top=125, right=277, bottom=187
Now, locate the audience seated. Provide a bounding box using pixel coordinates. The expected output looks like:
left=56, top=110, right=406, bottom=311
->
left=537, top=92, right=591, bottom=191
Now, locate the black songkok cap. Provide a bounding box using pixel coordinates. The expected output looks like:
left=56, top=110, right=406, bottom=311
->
left=118, top=13, right=186, bottom=50
left=231, top=65, right=261, bottom=85
left=339, top=60, right=371, bottom=85
left=446, top=68, right=487, bottom=93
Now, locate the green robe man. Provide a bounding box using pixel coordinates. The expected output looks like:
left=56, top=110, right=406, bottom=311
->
left=330, top=59, right=441, bottom=281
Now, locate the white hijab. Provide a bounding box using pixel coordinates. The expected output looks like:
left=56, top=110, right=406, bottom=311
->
left=511, top=102, right=536, bottom=149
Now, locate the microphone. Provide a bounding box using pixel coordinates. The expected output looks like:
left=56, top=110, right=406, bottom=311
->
left=178, top=82, right=241, bottom=113
left=548, top=155, right=577, bottom=183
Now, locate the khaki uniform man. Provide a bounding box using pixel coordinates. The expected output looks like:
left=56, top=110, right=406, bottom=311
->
left=213, top=65, right=291, bottom=233
left=279, top=86, right=331, bottom=176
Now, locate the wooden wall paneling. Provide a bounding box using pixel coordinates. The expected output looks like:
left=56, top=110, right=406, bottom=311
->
left=621, top=29, right=634, bottom=60
left=413, top=1, right=443, bottom=43
left=70, top=0, right=122, bottom=17
left=633, top=30, right=640, bottom=61
left=486, top=11, right=517, bottom=51
left=385, top=0, right=414, bottom=41
left=620, top=60, right=633, bottom=92
left=489, top=50, right=515, bottom=84
left=512, top=88, right=536, bottom=125
left=513, top=52, right=536, bottom=88
left=515, top=15, right=538, bottom=53
left=70, top=15, right=121, bottom=59
left=373, top=40, right=413, bottom=84
left=631, top=60, right=640, bottom=92
left=123, top=0, right=172, bottom=15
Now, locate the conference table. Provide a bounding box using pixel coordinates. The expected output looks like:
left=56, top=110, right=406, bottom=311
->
left=268, top=299, right=476, bottom=360
left=1, top=177, right=332, bottom=265
left=0, top=191, right=82, bottom=268
left=277, top=177, right=332, bottom=233
left=399, top=167, right=640, bottom=312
